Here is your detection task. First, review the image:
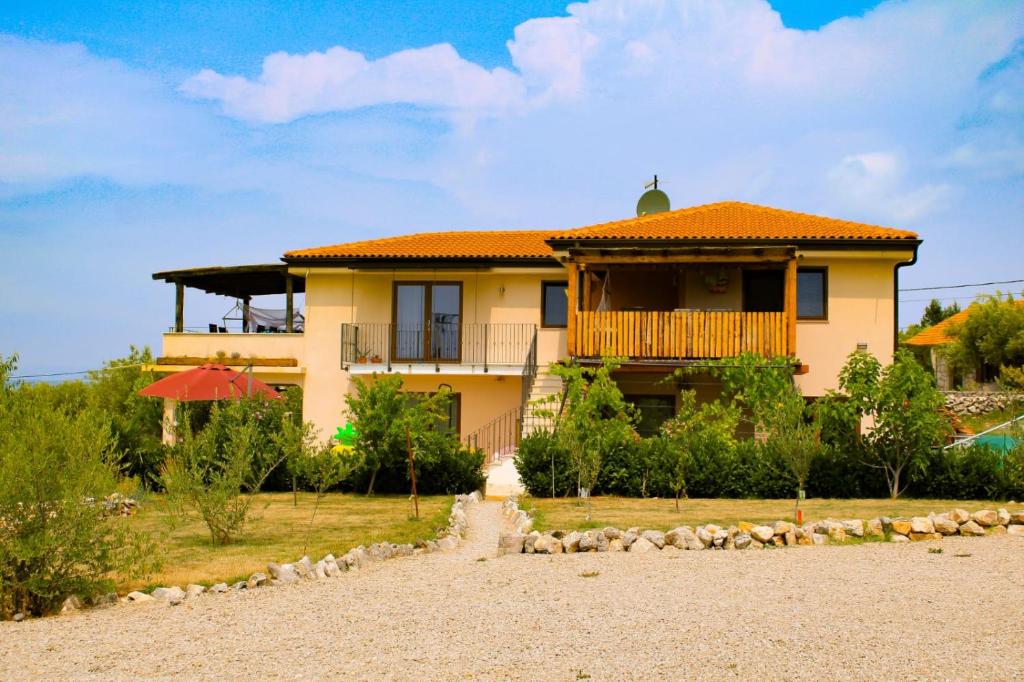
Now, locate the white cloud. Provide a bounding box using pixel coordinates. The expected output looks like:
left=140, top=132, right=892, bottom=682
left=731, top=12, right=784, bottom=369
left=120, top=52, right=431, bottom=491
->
left=181, top=43, right=524, bottom=123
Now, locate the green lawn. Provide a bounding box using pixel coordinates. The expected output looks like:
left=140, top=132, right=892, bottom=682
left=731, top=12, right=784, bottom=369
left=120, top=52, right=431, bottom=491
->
left=526, top=496, right=1015, bottom=532
left=122, top=492, right=452, bottom=591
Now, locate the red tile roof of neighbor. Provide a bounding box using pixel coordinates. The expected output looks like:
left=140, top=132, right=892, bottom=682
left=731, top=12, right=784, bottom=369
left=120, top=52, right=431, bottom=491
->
left=904, top=300, right=1024, bottom=347
left=283, top=201, right=919, bottom=260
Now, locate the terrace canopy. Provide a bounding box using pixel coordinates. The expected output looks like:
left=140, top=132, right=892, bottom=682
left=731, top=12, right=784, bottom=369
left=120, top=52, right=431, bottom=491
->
left=152, top=264, right=306, bottom=333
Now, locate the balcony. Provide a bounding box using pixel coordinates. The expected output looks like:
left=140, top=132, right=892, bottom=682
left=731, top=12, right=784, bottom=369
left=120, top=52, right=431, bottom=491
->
left=571, top=310, right=788, bottom=360
left=563, top=248, right=798, bottom=362
left=340, top=322, right=537, bottom=374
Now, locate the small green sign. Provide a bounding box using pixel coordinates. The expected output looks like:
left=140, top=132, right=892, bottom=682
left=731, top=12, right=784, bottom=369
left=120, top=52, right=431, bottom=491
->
left=334, top=423, right=357, bottom=446
left=798, top=489, right=806, bottom=501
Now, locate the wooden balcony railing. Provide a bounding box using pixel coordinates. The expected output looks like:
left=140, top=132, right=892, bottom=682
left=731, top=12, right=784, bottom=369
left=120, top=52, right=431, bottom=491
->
left=570, top=310, right=789, bottom=360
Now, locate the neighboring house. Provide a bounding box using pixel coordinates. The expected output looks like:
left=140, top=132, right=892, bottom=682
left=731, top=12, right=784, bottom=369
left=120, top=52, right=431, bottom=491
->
left=904, top=301, right=1024, bottom=390
left=150, top=201, right=920, bottom=477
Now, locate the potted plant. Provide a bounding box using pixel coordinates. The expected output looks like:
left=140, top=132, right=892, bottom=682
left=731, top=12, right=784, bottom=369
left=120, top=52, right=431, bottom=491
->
left=355, top=346, right=371, bottom=363
left=370, top=353, right=383, bottom=363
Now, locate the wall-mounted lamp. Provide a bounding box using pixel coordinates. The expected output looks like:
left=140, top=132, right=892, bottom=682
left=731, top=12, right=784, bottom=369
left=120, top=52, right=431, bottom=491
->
left=437, top=383, right=453, bottom=392
left=498, top=285, right=506, bottom=296
left=856, top=342, right=868, bottom=352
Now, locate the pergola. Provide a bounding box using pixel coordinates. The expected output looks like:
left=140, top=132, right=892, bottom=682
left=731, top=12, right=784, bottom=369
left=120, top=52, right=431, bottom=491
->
left=152, top=264, right=306, bottom=333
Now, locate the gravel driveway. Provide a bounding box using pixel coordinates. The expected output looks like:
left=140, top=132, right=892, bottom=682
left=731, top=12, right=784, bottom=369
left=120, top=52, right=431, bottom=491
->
left=2, top=501, right=1022, bottom=681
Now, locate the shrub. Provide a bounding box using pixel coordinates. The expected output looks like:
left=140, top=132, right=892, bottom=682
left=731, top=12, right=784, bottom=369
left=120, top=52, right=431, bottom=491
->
left=513, top=432, right=575, bottom=497
left=161, top=398, right=289, bottom=545
left=345, top=374, right=453, bottom=495
left=0, top=355, right=156, bottom=618
left=414, top=432, right=486, bottom=495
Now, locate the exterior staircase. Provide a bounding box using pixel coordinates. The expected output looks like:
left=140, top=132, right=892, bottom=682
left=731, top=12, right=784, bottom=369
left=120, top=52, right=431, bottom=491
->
left=474, top=370, right=563, bottom=498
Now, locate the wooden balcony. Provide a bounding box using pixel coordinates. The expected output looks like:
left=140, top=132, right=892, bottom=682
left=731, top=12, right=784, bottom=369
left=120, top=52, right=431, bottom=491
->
left=569, top=310, right=789, bottom=360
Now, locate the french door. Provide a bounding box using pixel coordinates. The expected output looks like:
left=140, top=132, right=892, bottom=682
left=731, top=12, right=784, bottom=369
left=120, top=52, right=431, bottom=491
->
left=393, top=282, right=462, bottom=362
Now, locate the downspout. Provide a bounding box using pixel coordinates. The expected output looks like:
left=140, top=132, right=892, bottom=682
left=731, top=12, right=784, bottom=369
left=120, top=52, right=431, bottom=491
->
left=893, top=243, right=921, bottom=355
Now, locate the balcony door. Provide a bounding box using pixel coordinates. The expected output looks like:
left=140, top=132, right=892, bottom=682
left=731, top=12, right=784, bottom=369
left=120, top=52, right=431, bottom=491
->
left=393, top=282, right=462, bottom=362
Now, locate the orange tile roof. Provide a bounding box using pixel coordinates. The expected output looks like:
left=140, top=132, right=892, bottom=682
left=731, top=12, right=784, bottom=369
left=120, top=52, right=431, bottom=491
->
left=903, top=307, right=974, bottom=346
left=284, top=201, right=918, bottom=260
left=551, top=201, right=919, bottom=241
left=284, top=230, right=555, bottom=260
left=904, top=300, right=1024, bottom=346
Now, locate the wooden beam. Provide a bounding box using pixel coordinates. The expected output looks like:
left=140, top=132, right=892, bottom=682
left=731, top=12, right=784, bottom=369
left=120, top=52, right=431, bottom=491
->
left=174, top=281, right=184, bottom=333
left=285, top=275, right=294, bottom=333
left=571, top=254, right=793, bottom=265
left=785, top=257, right=798, bottom=356
left=566, top=263, right=578, bottom=356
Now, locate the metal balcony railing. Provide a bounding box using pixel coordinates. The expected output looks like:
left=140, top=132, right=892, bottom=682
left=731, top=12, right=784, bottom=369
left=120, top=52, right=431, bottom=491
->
left=340, top=322, right=537, bottom=372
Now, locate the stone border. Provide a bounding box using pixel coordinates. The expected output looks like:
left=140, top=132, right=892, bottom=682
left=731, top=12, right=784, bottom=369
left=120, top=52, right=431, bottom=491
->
left=497, top=498, right=1024, bottom=555
left=34, top=492, right=482, bottom=619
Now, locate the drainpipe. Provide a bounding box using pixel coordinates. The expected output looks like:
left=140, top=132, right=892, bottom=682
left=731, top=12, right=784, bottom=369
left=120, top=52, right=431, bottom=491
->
left=893, top=244, right=921, bottom=356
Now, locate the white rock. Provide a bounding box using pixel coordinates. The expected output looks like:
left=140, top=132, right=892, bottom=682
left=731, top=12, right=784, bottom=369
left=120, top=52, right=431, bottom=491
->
left=186, top=584, right=206, bottom=599
left=628, top=536, right=658, bottom=553
left=641, top=530, right=666, bottom=549
left=126, top=591, right=154, bottom=604
left=750, top=526, right=775, bottom=543
left=151, top=586, right=185, bottom=604
left=910, top=517, right=935, bottom=534
left=1006, top=524, right=1024, bottom=536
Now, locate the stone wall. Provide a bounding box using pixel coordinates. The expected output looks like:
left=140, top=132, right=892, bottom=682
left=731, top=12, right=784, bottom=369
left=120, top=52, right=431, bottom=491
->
left=944, top=391, right=1021, bottom=416
left=497, top=497, right=1024, bottom=555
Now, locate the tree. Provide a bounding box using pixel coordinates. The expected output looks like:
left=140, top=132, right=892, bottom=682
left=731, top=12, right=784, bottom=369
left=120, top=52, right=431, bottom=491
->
left=944, top=294, right=1024, bottom=380
left=344, top=374, right=451, bottom=495
left=87, top=346, right=164, bottom=486
left=701, top=353, right=818, bottom=516
left=819, top=349, right=949, bottom=498
left=659, top=390, right=739, bottom=510
left=0, top=354, right=157, bottom=618
left=921, top=299, right=961, bottom=327
left=294, top=445, right=362, bottom=553
left=549, top=357, right=636, bottom=520
left=160, top=398, right=290, bottom=545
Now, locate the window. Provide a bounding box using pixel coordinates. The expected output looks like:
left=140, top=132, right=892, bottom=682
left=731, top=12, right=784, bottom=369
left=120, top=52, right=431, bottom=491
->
left=541, top=281, right=568, bottom=328
left=625, top=395, right=675, bottom=438
left=405, top=392, right=461, bottom=436
left=393, top=282, right=462, bottom=361
left=797, top=268, right=827, bottom=320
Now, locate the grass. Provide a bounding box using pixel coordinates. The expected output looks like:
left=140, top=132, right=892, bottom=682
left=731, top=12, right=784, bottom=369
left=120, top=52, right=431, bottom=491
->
left=120, top=492, right=452, bottom=591
left=526, top=496, right=1013, bottom=532
left=959, top=404, right=1023, bottom=434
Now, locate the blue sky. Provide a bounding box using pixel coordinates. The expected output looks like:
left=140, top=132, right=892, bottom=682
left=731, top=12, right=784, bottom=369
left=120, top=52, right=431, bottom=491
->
left=2, top=0, right=1022, bottom=376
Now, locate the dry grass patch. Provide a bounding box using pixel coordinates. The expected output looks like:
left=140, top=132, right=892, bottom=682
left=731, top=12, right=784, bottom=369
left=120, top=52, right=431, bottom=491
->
left=527, top=496, right=1009, bottom=532
left=121, top=492, right=451, bottom=591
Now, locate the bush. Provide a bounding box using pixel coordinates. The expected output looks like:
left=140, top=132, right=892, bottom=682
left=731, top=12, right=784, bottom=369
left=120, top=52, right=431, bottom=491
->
left=161, top=398, right=289, bottom=545
left=0, top=355, right=156, bottom=618
left=513, top=432, right=575, bottom=497
left=905, top=444, right=1024, bottom=500
left=414, top=432, right=486, bottom=495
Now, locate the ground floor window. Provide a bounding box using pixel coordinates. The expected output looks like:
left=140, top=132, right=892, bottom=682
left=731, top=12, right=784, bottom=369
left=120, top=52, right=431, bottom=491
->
left=625, top=395, right=675, bottom=437
left=406, top=391, right=461, bottom=436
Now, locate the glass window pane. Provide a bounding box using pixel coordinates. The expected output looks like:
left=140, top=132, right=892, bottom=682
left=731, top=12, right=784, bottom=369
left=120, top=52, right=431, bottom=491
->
left=395, top=284, right=425, bottom=360
left=543, top=282, right=568, bottom=327
left=430, top=284, right=460, bottom=360
left=797, top=270, right=825, bottom=318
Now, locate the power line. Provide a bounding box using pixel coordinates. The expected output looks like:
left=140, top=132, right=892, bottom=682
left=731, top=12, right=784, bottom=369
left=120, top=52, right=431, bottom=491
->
left=899, top=278, right=1024, bottom=292
left=9, top=364, right=144, bottom=381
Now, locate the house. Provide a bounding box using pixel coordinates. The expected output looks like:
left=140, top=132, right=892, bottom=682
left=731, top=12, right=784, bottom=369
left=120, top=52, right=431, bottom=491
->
left=904, top=300, right=1024, bottom=390
left=150, top=201, right=920, bottom=489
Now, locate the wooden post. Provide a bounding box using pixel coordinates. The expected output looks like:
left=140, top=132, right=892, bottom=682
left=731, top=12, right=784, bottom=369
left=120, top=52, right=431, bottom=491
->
left=174, top=281, right=184, bottom=333
left=581, top=266, right=591, bottom=312
left=405, top=427, right=419, bottom=519
left=784, top=258, right=798, bottom=356
left=242, top=297, right=251, bottom=333
left=566, top=263, right=579, bottom=356
left=285, top=275, right=294, bottom=333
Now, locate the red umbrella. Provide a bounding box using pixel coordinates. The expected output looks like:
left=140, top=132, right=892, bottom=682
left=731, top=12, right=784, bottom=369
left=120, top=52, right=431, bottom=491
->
left=139, top=363, right=281, bottom=401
